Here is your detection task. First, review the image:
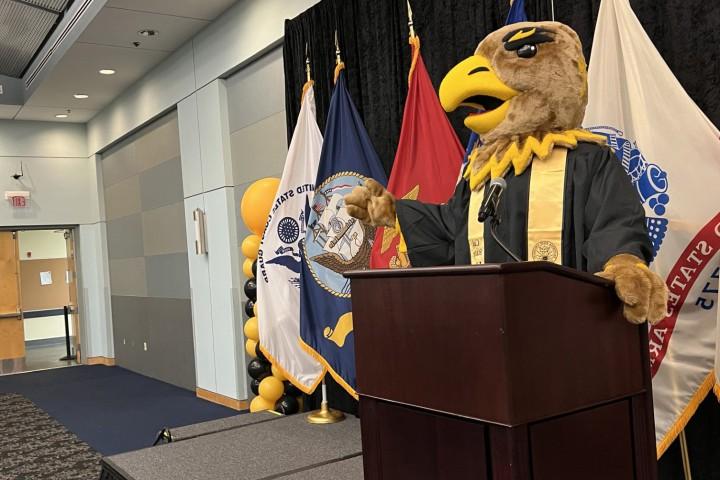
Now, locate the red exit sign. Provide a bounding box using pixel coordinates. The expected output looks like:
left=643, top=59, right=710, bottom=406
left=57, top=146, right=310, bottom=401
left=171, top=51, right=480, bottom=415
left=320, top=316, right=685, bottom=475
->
left=4, top=191, right=29, bottom=207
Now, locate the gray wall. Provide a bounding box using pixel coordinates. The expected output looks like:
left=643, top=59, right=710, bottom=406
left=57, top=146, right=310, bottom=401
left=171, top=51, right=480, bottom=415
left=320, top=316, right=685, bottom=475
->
left=102, top=111, right=195, bottom=390
left=226, top=47, right=288, bottom=250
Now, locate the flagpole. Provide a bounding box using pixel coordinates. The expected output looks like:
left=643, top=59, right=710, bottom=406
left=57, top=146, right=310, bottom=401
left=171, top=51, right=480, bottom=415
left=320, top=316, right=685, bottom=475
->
left=679, top=430, right=693, bottom=480
left=305, top=43, right=311, bottom=83
left=550, top=0, right=555, bottom=21
left=407, top=0, right=415, bottom=39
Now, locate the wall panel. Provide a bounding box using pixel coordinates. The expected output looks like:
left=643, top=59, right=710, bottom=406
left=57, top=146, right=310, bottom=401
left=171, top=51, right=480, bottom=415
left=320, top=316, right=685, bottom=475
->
left=102, top=111, right=195, bottom=390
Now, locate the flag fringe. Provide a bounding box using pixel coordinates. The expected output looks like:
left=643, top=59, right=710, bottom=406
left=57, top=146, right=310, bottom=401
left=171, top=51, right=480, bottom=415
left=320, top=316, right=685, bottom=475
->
left=656, top=370, right=716, bottom=458
left=298, top=337, right=359, bottom=400
left=258, top=344, right=326, bottom=396
left=300, top=80, right=314, bottom=105
left=408, top=35, right=420, bottom=85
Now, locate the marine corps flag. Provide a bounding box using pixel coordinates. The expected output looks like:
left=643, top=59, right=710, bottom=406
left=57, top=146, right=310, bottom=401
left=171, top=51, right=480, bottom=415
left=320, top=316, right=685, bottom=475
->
left=299, top=67, right=387, bottom=397
left=256, top=82, right=324, bottom=394
left=370, top=34, right=463, bottom=269
left=584, top=0, right=720, bottom=456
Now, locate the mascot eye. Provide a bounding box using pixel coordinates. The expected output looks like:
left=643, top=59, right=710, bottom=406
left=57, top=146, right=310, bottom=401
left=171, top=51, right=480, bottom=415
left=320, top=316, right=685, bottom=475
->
left=517, top=44, right=537, bottom=58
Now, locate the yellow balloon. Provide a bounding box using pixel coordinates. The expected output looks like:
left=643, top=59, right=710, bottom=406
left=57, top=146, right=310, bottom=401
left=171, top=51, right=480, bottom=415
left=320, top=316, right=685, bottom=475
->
left=250, top=395, right=275, bottom=413
left=271, top=365, right=287, bottom=381
left=243, top=258, right=254, bottom=278
left=244, top=317, right=259, bottom=341
left=241, top=234, right=261, bottom=260
left=240, top=177, right=280, bottom=235
left=259, top=376, right=284, bottom=402
left=245, top=339, right=257, bottom=358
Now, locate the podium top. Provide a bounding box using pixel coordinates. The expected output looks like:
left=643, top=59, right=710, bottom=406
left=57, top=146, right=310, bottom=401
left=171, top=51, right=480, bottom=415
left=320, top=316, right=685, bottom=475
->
left=346, top=261, right=611, bottom=288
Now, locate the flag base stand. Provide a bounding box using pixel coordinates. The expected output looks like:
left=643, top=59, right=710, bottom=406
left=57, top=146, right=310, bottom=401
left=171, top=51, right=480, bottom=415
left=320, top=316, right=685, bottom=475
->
left=306, top=379, right=345, bottom=424
left=306, top=402, right=346, bottom=424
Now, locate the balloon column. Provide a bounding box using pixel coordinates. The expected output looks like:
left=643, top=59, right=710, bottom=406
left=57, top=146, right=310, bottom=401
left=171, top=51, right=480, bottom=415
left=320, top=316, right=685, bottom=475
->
left=239, top=178, right=300, bottom=415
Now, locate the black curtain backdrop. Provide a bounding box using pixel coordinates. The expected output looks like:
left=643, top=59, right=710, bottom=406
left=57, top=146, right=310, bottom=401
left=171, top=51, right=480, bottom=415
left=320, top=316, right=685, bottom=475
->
left=283, top=1, right=719, bottom=477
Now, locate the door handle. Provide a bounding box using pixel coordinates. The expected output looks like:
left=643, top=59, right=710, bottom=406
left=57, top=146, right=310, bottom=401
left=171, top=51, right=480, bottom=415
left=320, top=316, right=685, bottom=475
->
left=0, top=311, right=22, bottom=319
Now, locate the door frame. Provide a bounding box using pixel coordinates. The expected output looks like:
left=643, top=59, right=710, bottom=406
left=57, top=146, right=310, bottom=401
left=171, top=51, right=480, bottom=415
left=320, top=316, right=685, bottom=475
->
left=0, top=225, right=87, bottom=363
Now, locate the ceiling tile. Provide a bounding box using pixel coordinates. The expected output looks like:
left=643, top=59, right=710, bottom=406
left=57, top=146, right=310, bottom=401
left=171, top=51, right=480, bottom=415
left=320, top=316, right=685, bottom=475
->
left=0, top=105, right=21, bottom=119
left=25, top=42, right=168, bottom=110
left=77, top=7, right=209, bottom=52
left=106, top=0, right=237, bottom=21
left=15, top=105, right=97, bottom=122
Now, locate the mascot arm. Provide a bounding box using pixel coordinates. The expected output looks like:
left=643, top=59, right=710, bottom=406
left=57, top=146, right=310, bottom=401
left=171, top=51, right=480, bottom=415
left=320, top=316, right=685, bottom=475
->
left=583, top=147, right=667, bottom=324
left=394, top=180, right=469, bottom=267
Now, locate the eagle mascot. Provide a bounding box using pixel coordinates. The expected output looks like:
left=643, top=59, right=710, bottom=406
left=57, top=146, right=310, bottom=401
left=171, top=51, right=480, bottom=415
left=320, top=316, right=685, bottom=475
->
left=345, top=21, right=668, bottom=325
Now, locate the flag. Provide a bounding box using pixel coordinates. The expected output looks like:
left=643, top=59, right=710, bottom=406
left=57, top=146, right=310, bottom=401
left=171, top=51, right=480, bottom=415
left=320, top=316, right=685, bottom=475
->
left=299, top=68, right=388, bottom=397
left=256, top=83, right=325, bottom=393
left=584, top=0, right=720, bottom=456
left=506, top=0, right=528, bottom=24
left=370, top=36, right=463, bottom=269
left=460, top=0, right=528, bottom=177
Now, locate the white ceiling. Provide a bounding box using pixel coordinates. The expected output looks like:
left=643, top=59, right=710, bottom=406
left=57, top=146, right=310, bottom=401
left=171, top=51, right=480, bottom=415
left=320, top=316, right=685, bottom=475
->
left=7, top=0, right=238, bottom=123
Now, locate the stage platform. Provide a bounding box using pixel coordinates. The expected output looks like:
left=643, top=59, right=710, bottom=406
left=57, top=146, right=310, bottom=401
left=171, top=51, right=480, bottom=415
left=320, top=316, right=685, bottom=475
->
left=99, top=412, right=363, bottom=480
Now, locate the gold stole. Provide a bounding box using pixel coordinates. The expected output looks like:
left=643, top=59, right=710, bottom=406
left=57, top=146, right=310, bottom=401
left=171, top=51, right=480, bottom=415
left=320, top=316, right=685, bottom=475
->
left=468, top=147, right=568, bottom=264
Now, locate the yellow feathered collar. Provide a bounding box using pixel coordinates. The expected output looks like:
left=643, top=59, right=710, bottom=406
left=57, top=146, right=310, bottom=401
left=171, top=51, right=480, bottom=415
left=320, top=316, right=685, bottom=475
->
left=464, top=129, right=606, bottom=191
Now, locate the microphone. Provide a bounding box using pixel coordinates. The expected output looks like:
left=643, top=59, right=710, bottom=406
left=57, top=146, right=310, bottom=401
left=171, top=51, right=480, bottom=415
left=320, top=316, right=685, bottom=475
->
left=478, top=177, right=507, bottom=223
left=477, top=176, right=522, bottom=262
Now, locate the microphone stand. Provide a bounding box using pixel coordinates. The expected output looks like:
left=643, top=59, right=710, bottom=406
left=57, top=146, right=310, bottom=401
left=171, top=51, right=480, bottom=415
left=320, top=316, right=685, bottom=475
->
left=488, top=215, right=522, bottom=263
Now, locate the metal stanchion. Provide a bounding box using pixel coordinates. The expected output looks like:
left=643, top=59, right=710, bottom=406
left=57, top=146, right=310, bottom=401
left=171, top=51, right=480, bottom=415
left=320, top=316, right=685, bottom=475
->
left=59, top=306, right=74, bottom=361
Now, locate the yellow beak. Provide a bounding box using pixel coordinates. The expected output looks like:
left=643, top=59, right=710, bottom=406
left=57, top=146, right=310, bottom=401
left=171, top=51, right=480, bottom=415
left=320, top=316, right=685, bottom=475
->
left=439, top=55, right=518, bottom=134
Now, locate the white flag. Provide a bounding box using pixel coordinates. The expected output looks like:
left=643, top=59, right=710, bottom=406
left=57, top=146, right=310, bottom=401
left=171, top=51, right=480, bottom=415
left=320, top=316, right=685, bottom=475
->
left=257, top=84, right=324, bottom=393
left=584, top=0, right=720, bottom=457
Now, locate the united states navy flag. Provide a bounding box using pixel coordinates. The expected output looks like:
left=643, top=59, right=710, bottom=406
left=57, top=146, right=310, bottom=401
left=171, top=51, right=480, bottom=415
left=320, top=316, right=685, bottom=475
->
left=299, top=67, right=387, bottom=397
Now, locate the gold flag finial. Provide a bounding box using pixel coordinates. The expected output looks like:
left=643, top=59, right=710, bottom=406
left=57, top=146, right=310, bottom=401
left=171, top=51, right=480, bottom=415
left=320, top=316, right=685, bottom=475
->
left=407, top=0, right=416, bottom=39
left=305, top=43, right=311, bottom=82
left=334, top=30, right=342, bottom=65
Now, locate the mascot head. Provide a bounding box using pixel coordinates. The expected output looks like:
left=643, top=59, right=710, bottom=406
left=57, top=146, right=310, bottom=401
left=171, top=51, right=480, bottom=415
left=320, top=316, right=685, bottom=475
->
left=439, top=21, right=588, bottom=142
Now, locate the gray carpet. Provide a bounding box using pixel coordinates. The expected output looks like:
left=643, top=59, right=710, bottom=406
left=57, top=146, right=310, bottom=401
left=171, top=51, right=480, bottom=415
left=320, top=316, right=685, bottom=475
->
left=276, top=455, right=364, bottom=479
left=0, top=393, right=101, bottom=480
left=104, top=413, right=362, bottom=480
left=168, top=411, right=278, bottom=441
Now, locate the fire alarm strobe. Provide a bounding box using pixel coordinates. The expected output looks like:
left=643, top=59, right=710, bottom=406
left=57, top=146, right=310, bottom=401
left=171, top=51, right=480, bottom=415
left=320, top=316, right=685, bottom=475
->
left=5, top=191, right=30, bottom=208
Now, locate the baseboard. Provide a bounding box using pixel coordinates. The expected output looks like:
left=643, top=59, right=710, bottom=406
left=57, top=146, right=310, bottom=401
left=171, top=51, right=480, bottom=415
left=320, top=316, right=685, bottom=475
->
left=196, top=388, right=249, bottom=411
left=25, top=337, right=65, bottom=348
left=86, top=356, right=115, bottom=366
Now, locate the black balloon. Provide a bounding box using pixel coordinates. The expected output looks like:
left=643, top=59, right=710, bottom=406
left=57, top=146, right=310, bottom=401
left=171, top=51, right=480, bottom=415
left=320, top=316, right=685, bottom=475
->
left=250, top=378, right=261, bottom=396
left=276, top=395, right=299, bottom=415
left=247, top=358, right=270, bottom=380
left=252, top=259, right=257, bottom=277
left=244, top=299, right=255, bottom=317
left=244, top=278, right=257, bottom=301
left=255, top=342, right=267, bottom=362
left=285, top=383, right=302, bottom=397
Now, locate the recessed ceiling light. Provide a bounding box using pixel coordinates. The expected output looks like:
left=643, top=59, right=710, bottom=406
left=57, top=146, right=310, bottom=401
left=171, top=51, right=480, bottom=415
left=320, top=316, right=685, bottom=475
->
left=99, top=69, right=116, bottom=75
left=73, top=93, right=89, bottom=99
left=138, top=29, right=158, bottom=37
left=55, top=114, right=68, bottom=118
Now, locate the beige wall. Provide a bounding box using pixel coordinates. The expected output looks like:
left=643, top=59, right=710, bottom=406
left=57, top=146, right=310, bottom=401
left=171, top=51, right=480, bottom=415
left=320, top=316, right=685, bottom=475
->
left=17, top=230, right=67, bottom=261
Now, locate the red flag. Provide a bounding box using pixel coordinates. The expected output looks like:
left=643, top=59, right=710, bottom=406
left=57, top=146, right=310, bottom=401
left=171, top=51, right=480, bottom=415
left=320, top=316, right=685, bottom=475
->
left=370, top=37, right=464, bottom=268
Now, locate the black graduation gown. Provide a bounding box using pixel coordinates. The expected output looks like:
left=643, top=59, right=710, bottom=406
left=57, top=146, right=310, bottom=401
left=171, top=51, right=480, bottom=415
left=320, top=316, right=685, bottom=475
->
left=395, top=142, right=653, bottom=273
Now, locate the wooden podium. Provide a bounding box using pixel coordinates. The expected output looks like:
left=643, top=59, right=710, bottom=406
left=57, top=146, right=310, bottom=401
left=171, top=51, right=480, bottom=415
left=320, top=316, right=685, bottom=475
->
left=347, top=262, right=657, bottom=480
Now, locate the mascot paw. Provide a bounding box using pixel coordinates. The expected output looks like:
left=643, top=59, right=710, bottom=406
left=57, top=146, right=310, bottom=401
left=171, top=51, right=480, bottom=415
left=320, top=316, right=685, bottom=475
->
left=344, top=179, right=396, bottom=228
left=596, top=254, right=668, bottom=325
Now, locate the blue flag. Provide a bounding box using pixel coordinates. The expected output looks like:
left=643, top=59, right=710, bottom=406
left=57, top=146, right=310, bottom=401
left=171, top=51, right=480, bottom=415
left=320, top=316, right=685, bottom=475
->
left=506, top=0, right=528, bottom=24
left=460, top=0, right=528, bottom=175
left=299, top=69, right=387, bottom=397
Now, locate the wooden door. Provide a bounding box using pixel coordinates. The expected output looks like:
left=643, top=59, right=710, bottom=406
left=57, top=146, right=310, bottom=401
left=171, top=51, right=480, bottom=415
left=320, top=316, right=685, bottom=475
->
left=0, top=232, right=24, bottom=360
left=64, top=229, right=81, bottom=361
